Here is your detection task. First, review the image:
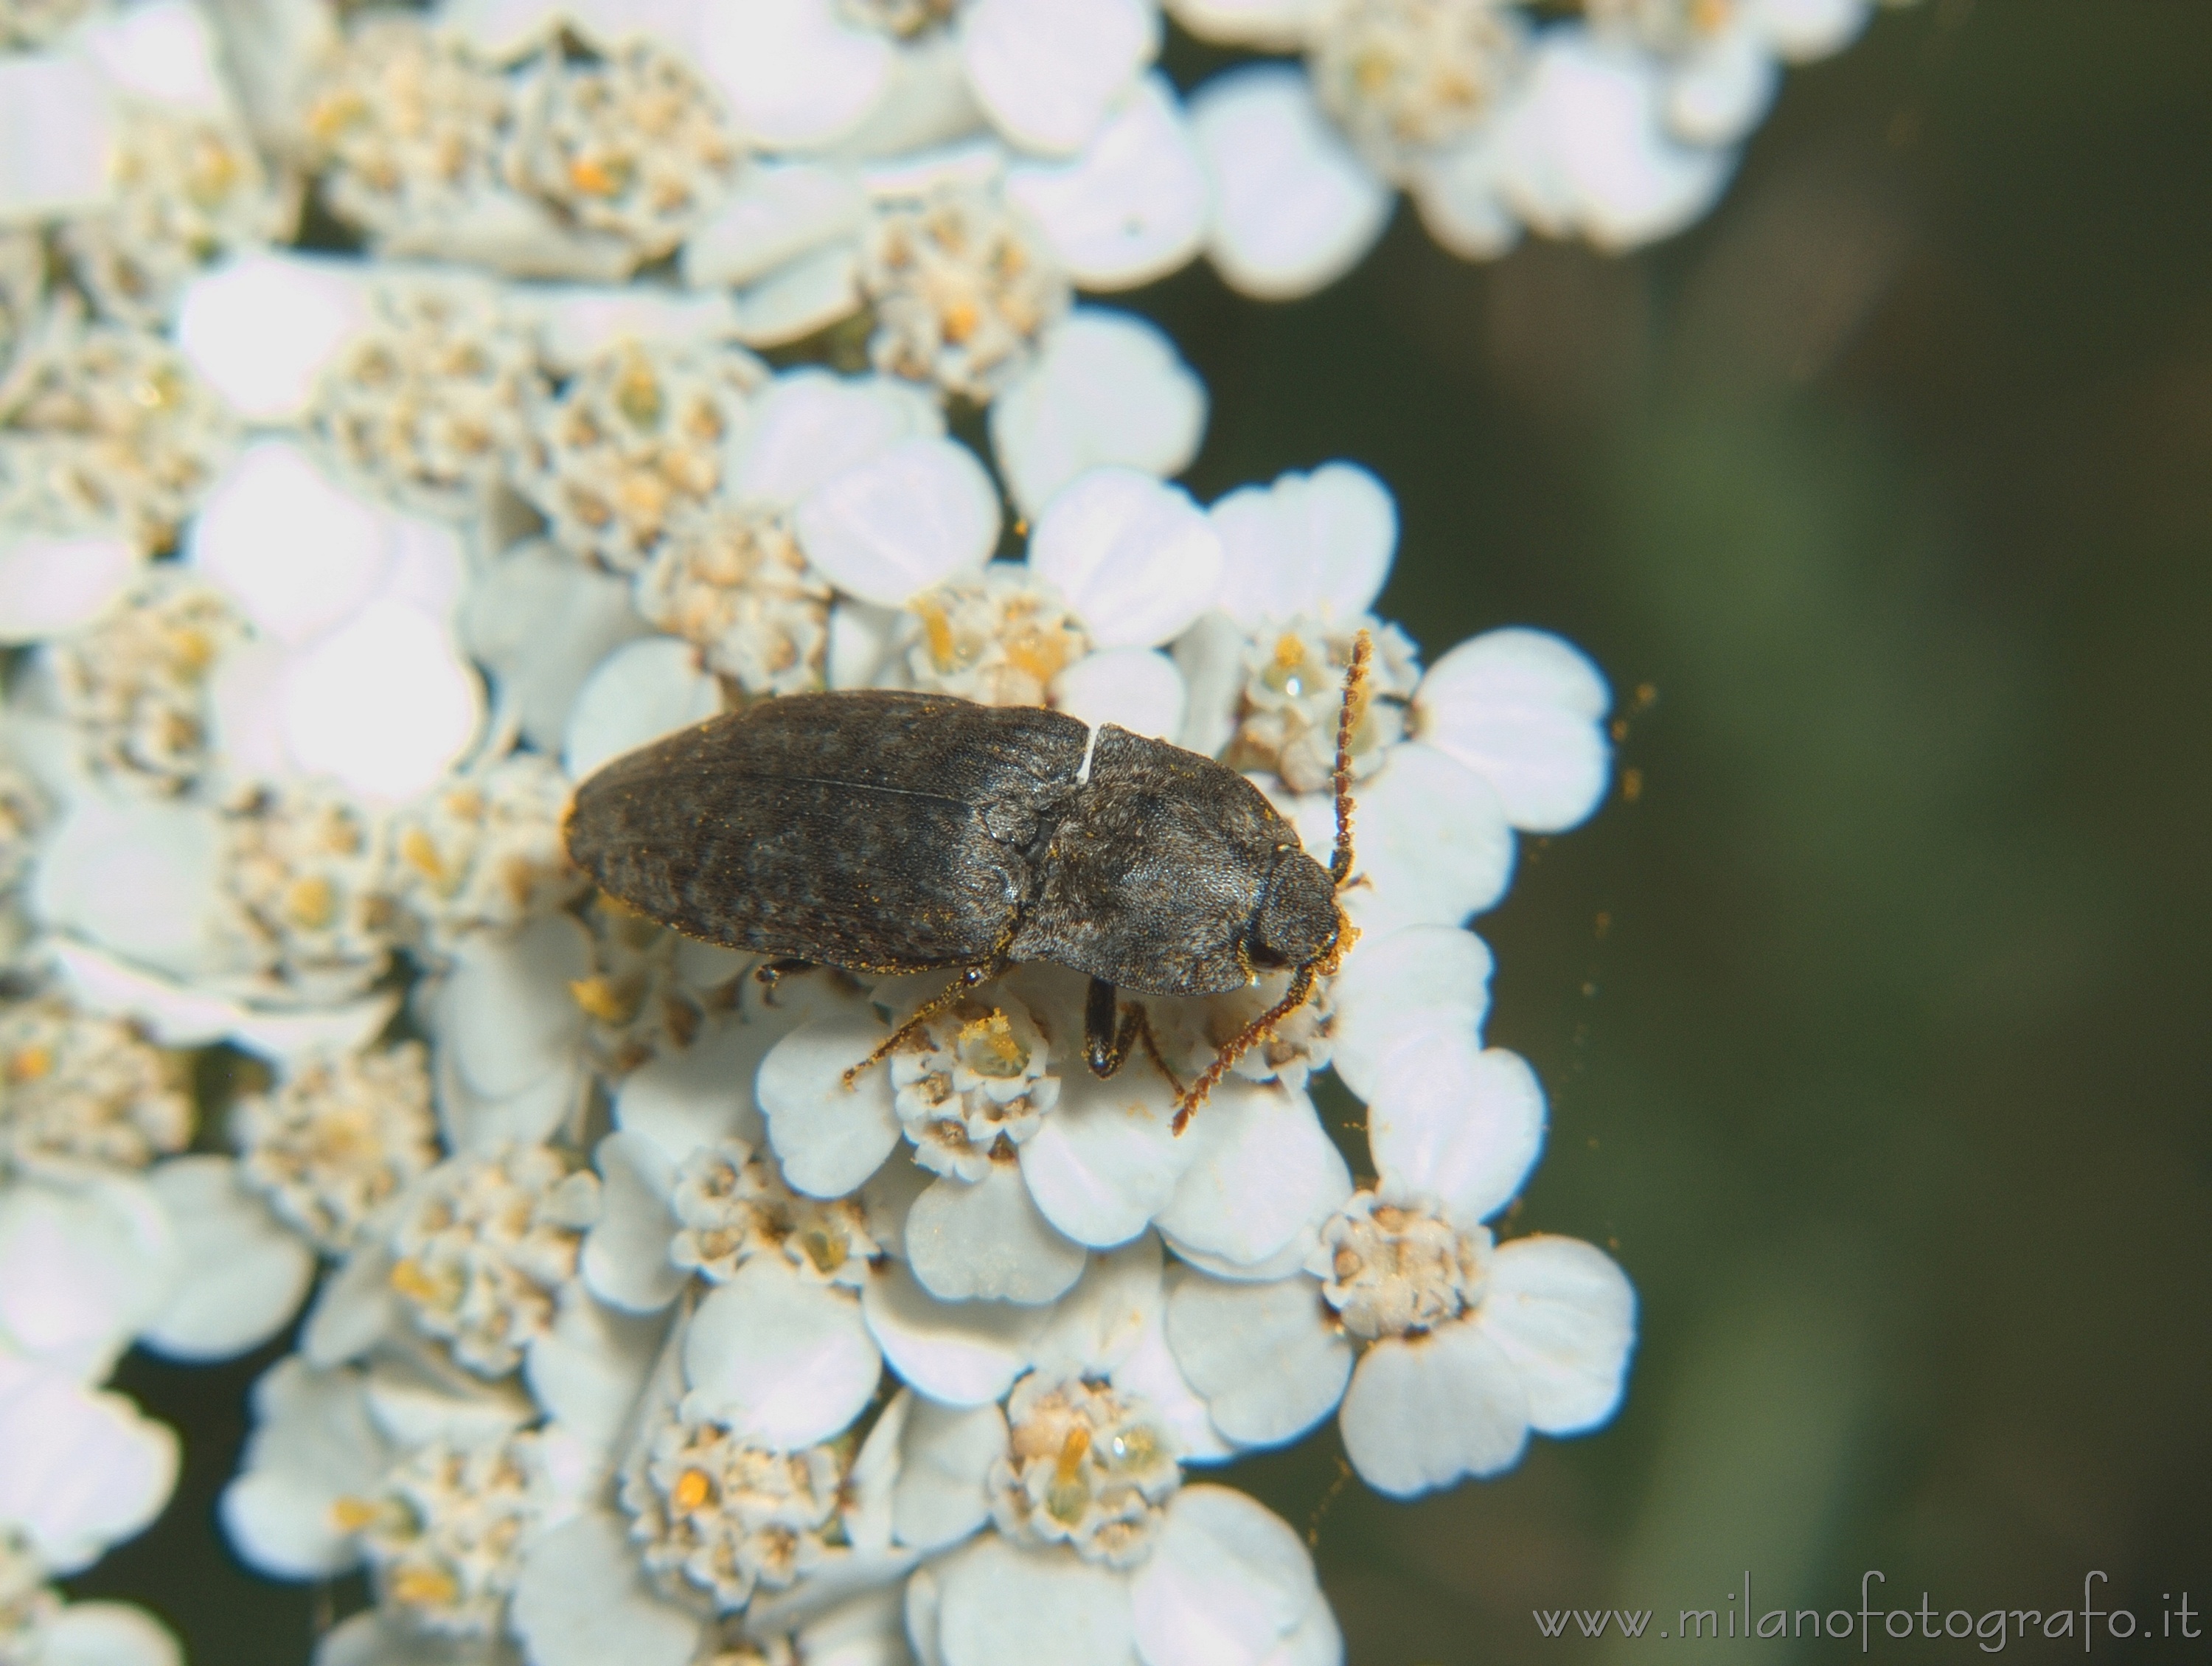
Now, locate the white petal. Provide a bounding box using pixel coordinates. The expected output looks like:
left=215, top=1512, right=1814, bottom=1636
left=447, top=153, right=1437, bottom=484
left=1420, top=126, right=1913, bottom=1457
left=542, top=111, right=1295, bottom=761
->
left=696, top=0, right=891, bottom=149
left=0, top=1172, right=175, bottom=1380
left=1326, top=924, right=1492, bottom=1102
left=683, top=159, right=869, bottom=289
left=934, top=1535, right=1137, bottom=1666
left=889, top=1398, right=1004, bottom=1552
left=742, top=371, right=941, bottom=508
left=0, top=1353, right=176, bottom=1575
left=44, top=941, right=394, bottom=1058
left=683, top=1260, right=880, bottom=1448
left=1370, top=1032, right=1543, bottom=1228
left=1343, top=742, right=1514, bottom=934
left=1164, top=0, right=1318, bottom=49
left=614, top=1023, right=773, bottom=1165
left=561, top=636, right=723, bottom=780
left=430, top=912, right=591, bottom=1124
left=1023, top=1232, right=1161, bottom=1381
left=174, top=255, right=371, bottom=423
left=1163, top=1268, right=1349, bottom=1450
left=1407, top=130, right=1522, bottom=261
left=525, top=1293, right=666, bottom=1457
left=728, top=243, right=864, bottom=348
left=77, top=0, right=231, bottom=111
left=1154, top=1080, right=1349, bottom=1274
left=960, top=0, right=1157, bottom=158
left=0, top=55, right=114, bottom=222
left=512, top=1508, right=703, bottom=1666
left=1189, top=66, right=1392, bottom=301
left=1105, top=1306, right=1231, bottom=1463
left=758, top=1013, right=904, bottom=1198
left=1500, top=31, right=1734, bottom=251
left=580, top=1133, right=684, bottom=1312
left=1029, top=469, right=1221, bottom=649
left=528, top=285, right=746, bottom=376
left=138, top=1157, right=315, bottom=1361
left=38, top=1603, right=182, bottom=1666
left=361, top=1351, right=533, bottom=1447
left=1052, top=648, right=1185, bottom=743
left=1413, top=627, right=1611, bottom=833
left=438, top=0, right=569, bottom=61
left=1478, top=1235, right=1635, bottom=1435
left=1018, top=1058, right=1192, bottom=1247
left=1208, top=462, right=1395, bottom=627
left=0, top=535, right=140, bottom=642
left=905, top=1166, right=1086, bottom=1306
left=220, top=1357, right=386, bottom=1578
left=1130, top=1485, right=1318, bottom=1666
left=796, top=437, right=1001, bottom=609
left=1663, top=29, right=1780, bottom=146
left=989, top=310, right=1206, bottom=521
left=1168, top=608, right=1245, bottom=760
left=1340, top=1323, right=1530, bottom=1496
left=30, top=794, right=224, bottom=983
left=299, top=1242, right=398, bottom=1369
left=861, top=1261, right=1046, bottom=1409
left=278, top=599, right=484, bottom=803
left=1004, top=77, right=1205, bottom=289
left=187, top=442, right=390, bottom=648
left=464, top=540, right=650, bottom=754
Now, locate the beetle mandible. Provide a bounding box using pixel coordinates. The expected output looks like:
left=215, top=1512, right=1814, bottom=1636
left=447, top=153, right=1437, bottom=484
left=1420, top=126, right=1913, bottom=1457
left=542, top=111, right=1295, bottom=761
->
left=563, top=633, right=1371, bottom=1131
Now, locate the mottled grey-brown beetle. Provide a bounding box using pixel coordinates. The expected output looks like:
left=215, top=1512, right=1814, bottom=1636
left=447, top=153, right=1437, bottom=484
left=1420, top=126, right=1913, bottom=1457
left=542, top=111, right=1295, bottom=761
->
left=564, top=635, right=1371, bottom=1131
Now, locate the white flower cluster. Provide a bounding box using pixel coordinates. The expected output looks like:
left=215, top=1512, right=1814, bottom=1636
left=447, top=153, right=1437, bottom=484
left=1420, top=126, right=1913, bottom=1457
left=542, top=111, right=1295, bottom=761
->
left=1175, top=0, right=1921, bottom=295
left=0, top=0, right=1881, bottom=1659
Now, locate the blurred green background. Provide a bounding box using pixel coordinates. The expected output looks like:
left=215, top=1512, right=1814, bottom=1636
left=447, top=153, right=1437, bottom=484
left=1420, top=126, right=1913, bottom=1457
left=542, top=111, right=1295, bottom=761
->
left=76, top=1, right=2212, bottom=1659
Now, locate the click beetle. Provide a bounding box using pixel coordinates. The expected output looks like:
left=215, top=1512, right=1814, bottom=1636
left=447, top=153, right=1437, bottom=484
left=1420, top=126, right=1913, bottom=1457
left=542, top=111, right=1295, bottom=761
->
left=564, top=634, right=1370, bottom=1130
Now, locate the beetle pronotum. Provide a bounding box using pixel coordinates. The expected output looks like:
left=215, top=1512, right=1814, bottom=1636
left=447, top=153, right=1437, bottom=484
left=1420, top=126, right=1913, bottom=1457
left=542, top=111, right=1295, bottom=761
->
left=565, top=633, right=1371, bottom=1133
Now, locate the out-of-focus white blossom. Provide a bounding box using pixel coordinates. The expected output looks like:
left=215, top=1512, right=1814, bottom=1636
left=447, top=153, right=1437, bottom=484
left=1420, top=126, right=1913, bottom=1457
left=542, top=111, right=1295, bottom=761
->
left=0, top=1526, right=181, bottom=1666
left=1173, top=0, right=1914, bottom=295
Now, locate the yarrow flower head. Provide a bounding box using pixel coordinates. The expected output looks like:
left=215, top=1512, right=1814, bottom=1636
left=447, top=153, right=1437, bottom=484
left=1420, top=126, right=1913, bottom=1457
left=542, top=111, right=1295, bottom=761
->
left=232, top=1041, right=440, bottom=1254
left=0, top=997, right=189, bottom=1176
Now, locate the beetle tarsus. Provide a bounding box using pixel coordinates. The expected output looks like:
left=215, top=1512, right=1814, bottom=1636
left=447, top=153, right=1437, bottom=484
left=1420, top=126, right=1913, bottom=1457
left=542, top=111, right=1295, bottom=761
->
left=1083, top=976, right=1183, bottom=1094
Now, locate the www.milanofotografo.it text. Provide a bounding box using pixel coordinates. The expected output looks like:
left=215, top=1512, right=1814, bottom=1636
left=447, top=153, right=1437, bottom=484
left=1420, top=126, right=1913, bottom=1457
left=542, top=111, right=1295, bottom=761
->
left=1534, top=1572, right=2202, bottom=1650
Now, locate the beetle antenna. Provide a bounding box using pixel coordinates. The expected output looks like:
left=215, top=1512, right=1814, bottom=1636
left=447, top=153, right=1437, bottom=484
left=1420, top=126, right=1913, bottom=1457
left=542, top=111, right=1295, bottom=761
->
left=1329, top=630, right=1371, bottom=888
left=1172, top=962, right=1318, bottom=1134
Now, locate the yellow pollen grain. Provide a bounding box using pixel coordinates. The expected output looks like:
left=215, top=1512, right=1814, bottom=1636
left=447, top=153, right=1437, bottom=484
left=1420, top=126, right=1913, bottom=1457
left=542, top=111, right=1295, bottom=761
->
left=568, top=155, right=619, bottom=195
left=941, top=300, right=979, bottom=344
left=916, top=601, right=959, bottom=671
left=957, top=1009, right=1026, bottom=1077
left=330, top=1496, right=381, bottom=1531
left=568, top=974, right=639, bottom=1024
left=285, top=875, right=337, bottom=930
left=390, top=1566, right=461, bottom=1609
left=4, top=1044, right=52, bottom=1083
left=399, top=826, right=452, bottom=887
left=1273, top=633, right=1307, bottom=674
left=672, top=1468, right=712, bottom=1510
left=1054, top=1423, right=1092, bottom=1485
left=388, top=1257, right=444, bottom=1302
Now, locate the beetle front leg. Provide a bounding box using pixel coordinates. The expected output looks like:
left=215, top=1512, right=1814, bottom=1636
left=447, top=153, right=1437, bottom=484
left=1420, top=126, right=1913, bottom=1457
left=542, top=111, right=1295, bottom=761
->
left=1084, top=977, right=1184, bottom=1094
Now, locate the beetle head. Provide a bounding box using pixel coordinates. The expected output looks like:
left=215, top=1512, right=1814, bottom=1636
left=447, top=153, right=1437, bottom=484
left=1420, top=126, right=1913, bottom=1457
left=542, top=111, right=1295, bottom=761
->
left=1249, top=845, right=1340, bottom=975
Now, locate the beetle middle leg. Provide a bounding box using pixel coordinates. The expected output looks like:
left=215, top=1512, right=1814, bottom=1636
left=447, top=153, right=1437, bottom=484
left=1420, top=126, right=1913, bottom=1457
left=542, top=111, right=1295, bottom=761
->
left=841, top=960, right=1008, bottom=1090
left=1083, top=977, right=1184, bottom=1094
